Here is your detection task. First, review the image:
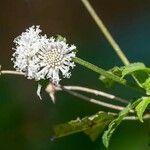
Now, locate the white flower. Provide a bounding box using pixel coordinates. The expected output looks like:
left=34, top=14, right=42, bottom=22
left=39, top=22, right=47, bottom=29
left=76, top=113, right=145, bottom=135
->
left=35, top=39, right=76, bottom=84
left=12, top=26, right=76, bottom=85
left=12, top=26, right=42, bottom=78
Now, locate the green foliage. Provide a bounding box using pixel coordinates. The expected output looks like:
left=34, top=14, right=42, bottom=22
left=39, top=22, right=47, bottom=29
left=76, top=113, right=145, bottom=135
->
left=52, top=112, right=115, bottom=140
left=135, top=97, right=150, bottom=122
left=121, top=62, right=146, bottom=77
left=99, top=62, right=150, bottom=95
left=102, top=103, right=132, bottom=148
left=74, top=57, right=126, bottom=86
left=99, top=66, right=123, bottom=87
left=53, top=61, right=150, bottom=148
left=56, top=35, right=67, bottom=42
left=142, top=78, right=150, bottom=95
left=121, top=63, right=150, bottom=95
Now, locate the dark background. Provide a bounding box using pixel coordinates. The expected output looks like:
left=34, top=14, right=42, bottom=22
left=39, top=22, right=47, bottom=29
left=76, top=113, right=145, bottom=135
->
left=0, top=0, right=150, bottom=149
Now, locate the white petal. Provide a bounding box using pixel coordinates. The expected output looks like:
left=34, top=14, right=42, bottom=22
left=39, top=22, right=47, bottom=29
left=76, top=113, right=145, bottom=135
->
left=36, top=83, right=42, bottom=100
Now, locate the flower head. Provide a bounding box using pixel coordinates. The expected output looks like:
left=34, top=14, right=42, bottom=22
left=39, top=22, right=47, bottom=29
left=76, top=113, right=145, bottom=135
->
left=12, top=26, right=42, bottom=78
left=12, top=26, right=76, bottom=84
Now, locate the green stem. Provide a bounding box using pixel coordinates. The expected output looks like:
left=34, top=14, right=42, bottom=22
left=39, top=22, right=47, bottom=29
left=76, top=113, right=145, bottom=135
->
left=74, top=57, right=144, bottom=93
left=74, top=57, right=126, bottom=85
left=81, top=0, right=142, bottom=88
left=81, top=0, right=130, bottom=66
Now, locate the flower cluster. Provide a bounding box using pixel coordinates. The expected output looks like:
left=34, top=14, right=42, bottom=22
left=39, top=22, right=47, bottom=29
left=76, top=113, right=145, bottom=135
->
left=12, top=26, right=76, bottom=84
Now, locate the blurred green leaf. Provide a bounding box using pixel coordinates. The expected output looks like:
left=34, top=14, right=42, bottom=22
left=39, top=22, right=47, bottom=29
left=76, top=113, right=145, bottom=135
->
left=53, top=112, right=115, bottom=140
left=102, top=103, right=132, bottom=148
left=142, top=78, right=150, bottom=95
left=122, top=63, right=146, bottom=78
left=135, top=97, right=150, bottom=122
left=99, top=66, right=123, bottom=88
left=121, top=63, right=150, bottom=89
left=102, top=98, right=142, bottom=148
left=56, top=35, right=67, bottom=42
left=99, top=63, right=150, bottom=95
left=122, top=63, right=150, bottom=95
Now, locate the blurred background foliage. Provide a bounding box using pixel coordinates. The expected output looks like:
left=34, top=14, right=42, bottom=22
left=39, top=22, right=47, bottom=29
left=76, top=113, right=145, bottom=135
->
left=0, top=0, right=150, bottom=149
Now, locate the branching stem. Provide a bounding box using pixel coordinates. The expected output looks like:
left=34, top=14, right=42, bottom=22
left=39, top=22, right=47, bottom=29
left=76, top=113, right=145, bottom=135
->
left=55, top=85, right=128, bottom=104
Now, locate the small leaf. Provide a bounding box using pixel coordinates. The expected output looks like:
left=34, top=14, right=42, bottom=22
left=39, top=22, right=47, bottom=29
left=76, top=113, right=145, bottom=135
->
left=99, top=66, right=124, bottom=88
left=102, top=103, right=132, bottom=148
left=56, top=35, right=67, bottom=42
left=142, top=78, right=150, bottom=95
left=99, top=74, right=114, bottom=88
left=135, top=97, right=150, bottom=122
left=53, top=112, right=115, bottom=140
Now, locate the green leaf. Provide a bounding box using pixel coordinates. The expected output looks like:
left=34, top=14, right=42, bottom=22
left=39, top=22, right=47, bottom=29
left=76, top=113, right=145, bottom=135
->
left=102, top=103, right=132, bottom=148
left=84, top=113, right=115, bottom=141
left=103, top=63, right=150, bottom=94
left=121, top=63, right=150, bottom=89
left=99, top=66, right=124, bottom=88
left=135, top=97, right=150, bottom=122
left=56, top=35, right=67, bottom=42
left=142, top=78, right=150, bottom=95
left=52, top=112, right=115, bottom=140
left=122, top=63, right=146, bottom=78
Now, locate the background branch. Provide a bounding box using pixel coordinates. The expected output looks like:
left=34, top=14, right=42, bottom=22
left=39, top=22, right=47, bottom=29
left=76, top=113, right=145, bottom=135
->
left=55, top=85, right=128, bottom=104
left=81, top=0, right=130, bottom=66
left=61, top=86, right=128, bottom=111
left=45, top=84, right=132, bottom=112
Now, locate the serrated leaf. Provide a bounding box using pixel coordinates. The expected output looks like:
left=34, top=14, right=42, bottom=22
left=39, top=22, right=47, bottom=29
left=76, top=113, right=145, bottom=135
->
left=135, top=97, right=150, bottom=122
left=52, top=112, right=115, bottom=140
left=102, top=103, right=132, bottom=148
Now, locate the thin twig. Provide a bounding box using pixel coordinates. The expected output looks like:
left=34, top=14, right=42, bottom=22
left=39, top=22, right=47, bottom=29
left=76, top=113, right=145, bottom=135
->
left=81, top=0, right=130, bottom=66
left=1, top=70, right=25, bottom=76
left=55, top=85, right=128, bottom=104
left=57, top=85, right=133, bottom=112
left=124, top=114, right=150, bottom=121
